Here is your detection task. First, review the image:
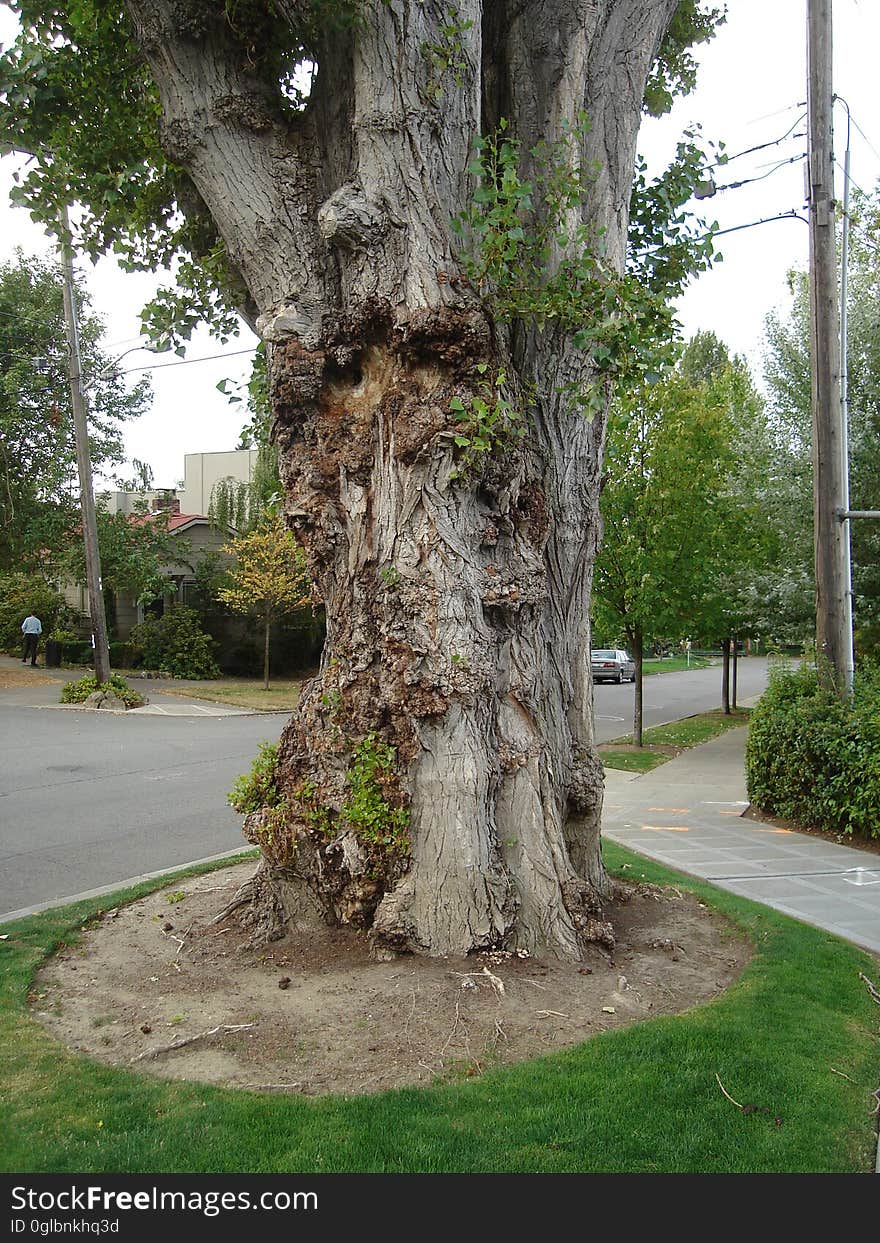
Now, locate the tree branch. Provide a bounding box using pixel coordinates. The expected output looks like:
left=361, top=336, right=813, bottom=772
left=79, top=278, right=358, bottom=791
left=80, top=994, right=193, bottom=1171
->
left=123, top=0, right=328, bottom=331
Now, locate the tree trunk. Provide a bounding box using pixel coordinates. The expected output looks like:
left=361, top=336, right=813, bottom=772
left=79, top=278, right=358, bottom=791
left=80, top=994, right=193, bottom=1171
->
left=632, top=628, right=644, bottom=748
left=263, top=615, right=271, bottom=691
left=125, top=0, right=680, bottom=958
left=721, top=636, right=731, bottom=714
left=731, top=635, right=738, bottom=711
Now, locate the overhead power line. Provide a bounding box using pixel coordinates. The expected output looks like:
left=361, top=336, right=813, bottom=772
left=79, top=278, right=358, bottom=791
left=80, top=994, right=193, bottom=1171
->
left=706, top=111, right=807, bottom=169
left=114, top=345, right=258, bottom=378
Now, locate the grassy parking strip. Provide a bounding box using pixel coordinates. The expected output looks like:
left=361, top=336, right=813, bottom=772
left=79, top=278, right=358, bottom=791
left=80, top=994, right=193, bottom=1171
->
left=600, top=709, right=751, bottom=773
left=160, top=679, right=302, bottom=712
left=2, top=843, right=877, bottom=1173
left=641, top=656, right=715, bottom=676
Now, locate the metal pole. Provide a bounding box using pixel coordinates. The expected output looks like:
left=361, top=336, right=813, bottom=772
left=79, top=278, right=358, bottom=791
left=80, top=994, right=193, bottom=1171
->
left=838, top=101, right=854, bottom=691
left=807, top=0, right=848, bottom=694
left=58, top=205, right=111, bottom=684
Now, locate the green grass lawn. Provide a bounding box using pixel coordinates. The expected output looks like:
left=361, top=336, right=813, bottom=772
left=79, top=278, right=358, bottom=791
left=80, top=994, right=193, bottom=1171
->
left=161, top=679, right=303, bottom=711
left=600, top=709, right=751, bottom=773
left=641, top=655, right=716, bottom=676
left=2, top=844, right=877, bottom=1174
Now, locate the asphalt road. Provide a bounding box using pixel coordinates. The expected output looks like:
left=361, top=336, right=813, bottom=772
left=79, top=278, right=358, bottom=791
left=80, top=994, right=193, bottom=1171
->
left=591, top=656, right=769, bottom=743
left=0, top=658, right=769, bottom=921
left=0, top=708, right=285, bottom=921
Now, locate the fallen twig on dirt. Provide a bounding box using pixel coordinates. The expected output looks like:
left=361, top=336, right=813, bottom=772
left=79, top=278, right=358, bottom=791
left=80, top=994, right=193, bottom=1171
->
left=130, top=1022, right=255, bottom=1063
left=243, top=1083, right=302, bottom=1092
left=402, top=986, right=417, bottom=1049
left=451, top=966, right=505, bottom=997
left=715, top=1073, right=744, bottom=1110
left=535, top=1009, right=569, bottom=1019
left=438, top=1000, right=469, bottom=1059
left=481, top=966, right=505, bottom=996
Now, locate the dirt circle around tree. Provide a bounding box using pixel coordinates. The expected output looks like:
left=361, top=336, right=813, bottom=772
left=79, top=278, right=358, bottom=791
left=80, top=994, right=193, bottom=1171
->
left=32, top=862, right=752, bottom=1097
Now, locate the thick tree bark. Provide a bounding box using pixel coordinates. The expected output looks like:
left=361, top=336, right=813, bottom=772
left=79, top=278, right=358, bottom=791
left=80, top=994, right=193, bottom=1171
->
left=125, top=0, right=679, bottom=957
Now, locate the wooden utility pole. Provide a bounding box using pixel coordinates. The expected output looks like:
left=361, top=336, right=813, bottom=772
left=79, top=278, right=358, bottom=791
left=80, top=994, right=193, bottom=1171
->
left=807, top=0, right=849, bottom=693
left=59, top=207, right=111, bottom=684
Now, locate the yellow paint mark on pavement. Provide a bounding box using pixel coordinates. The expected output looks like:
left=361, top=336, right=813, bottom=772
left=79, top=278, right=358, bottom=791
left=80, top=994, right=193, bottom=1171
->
left=647, top=807, right=690, bottom=814
left=640, top=825, right=691, bottom=832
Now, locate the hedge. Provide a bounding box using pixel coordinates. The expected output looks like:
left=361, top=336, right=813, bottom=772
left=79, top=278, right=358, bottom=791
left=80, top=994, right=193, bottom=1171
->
left=745, top=661, right=880, bottom=840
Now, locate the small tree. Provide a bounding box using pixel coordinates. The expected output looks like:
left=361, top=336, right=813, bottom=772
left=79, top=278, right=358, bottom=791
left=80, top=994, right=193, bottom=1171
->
left=594, top=357, right=767, bottom=744
left=218, top=517, right=311, bottom=690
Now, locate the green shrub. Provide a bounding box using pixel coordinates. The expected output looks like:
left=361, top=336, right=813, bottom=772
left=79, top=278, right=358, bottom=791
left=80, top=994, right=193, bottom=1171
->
left=228, top=741, right=285, bottom=814
left=0, top=573, right=71, bottom=652
left=108, top=641, right=139, bottom=669
left=61, top=641, right=94, bottom=666
left=129, top=606, right=220, bottom=679
left=746, top=661, right=880, bottom=840
left=60, top=673, right=146, bottom=709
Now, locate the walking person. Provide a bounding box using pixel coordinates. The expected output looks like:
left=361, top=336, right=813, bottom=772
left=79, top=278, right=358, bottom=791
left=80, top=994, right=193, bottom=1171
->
left=21, top=611, right=42, bottom=666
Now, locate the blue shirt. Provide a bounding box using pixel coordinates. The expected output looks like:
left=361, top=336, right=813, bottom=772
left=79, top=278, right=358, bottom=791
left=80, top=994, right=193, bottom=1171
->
left=21, top=616, right=42, bottom=635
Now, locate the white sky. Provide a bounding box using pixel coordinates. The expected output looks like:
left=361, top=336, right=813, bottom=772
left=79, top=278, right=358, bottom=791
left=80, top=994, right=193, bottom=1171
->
left=1, top=0, right=878, bottom=488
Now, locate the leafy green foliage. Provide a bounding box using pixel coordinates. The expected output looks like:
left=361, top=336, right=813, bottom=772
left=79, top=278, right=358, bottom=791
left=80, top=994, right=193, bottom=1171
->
left=746, top=661, right=880, bottom=840
left=59, top=671, right=146, bottom=707
left=594, top=347, right=771, bottom=655
left=0, top=572, right=71, bottom=650
left=341, top=732, right=410, bottom=856
left=0, top=251, right=150, bottom=571
left=129, top=605, right=220, bottom=679
left=448, top=365, right=524, bottom=477
left=762, top=187, right=880, bottom=637
left=228, top=740, right=284, bottom=815
left=421, top=5, right=474, bottom=103
left=60, top=506, right=185, bottom=606
left=1, top=2, right=724, bottom=352
left=643, top=2, right=726, bottom=117
left=0, top=1, right=362, bottom=347
left=453, top=118, right=718, bottom=413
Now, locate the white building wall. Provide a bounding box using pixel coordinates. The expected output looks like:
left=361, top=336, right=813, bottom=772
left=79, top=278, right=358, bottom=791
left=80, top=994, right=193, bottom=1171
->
left=177, top=450, right=258, bottom=515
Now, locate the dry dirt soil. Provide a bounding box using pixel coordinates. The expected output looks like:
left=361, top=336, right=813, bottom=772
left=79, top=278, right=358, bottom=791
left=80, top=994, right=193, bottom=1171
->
left=0, top=666, right=55, bottom=689
left=32, top=862, right=751, bottom=1097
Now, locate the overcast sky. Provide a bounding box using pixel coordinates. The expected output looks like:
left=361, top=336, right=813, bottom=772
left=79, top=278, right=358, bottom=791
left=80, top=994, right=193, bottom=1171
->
left=1, top=0, right=878, bottom=488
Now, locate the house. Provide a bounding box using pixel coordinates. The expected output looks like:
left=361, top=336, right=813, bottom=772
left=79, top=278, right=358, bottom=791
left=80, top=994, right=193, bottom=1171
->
left=62, top=449, right=257, bottom=640
left=60, top=449, right=322, bottom=674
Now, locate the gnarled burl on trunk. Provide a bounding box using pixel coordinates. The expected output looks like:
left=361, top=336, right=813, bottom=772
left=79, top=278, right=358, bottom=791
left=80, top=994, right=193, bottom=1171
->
left=125, top=0, right=683, bottom=956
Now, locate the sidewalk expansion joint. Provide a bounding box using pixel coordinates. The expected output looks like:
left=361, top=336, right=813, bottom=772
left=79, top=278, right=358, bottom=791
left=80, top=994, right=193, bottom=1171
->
left=705, top=866, right=880, bottom=883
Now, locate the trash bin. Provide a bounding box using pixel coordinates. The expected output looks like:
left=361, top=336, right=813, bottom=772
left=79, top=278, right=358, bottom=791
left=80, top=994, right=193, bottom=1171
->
left=45, top=639, right=61, bottom=667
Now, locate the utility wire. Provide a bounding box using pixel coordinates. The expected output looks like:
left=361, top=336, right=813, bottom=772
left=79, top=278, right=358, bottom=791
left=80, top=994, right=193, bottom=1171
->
left=835, top=95, right=880, bottom=166
left=746, top=100, right=807, bottom=125
left=705, top=113, right=806, bottom=171
left=114, top=346, right=257, bottom=377
left=711, top=153, right=807, bottom=194
left=708, top=210, right=810, bottom=240
left=835, top=159, right=869, bottom=200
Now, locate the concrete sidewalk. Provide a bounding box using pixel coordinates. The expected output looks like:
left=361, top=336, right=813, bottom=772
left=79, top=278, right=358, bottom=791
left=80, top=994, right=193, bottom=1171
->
left=602, top=724, right=880, bottom=957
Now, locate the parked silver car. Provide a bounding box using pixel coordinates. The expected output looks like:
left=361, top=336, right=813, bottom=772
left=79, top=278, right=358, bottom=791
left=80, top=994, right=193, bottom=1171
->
left=591, top=648, right=635, bottom=684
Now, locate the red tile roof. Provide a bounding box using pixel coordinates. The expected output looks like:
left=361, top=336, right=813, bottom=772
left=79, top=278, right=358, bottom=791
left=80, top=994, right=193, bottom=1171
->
left=128, top=511, right=208, bottom=530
